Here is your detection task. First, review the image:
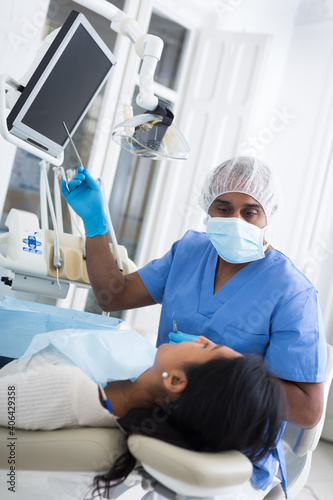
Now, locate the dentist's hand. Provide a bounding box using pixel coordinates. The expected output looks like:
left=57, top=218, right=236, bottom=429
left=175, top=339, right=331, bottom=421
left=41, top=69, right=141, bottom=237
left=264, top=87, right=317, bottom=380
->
left=61, top=167, right=108, bottom=237
left=169, top=332, right=217, bottom=345
left=168, top=332, right=199, bottom=344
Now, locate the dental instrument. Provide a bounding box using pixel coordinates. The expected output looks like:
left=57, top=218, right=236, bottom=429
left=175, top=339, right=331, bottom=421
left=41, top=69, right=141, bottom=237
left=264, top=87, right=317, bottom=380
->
left=99, top=383, right=112, bottom=414
left=172, top=313, right=178, bottom=334
left=62, top=121, right=84, bottom=169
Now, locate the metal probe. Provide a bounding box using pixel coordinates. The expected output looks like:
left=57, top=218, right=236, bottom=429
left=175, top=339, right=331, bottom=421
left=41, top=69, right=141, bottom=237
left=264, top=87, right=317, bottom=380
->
left=172, top=312, right=178, bottom=333
left=62, top=121, right=84, bottom=168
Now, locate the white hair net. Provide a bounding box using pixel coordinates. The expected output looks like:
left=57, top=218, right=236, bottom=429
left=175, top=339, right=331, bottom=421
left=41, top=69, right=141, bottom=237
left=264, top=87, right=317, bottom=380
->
left=198, top=157, right=279, bottom=223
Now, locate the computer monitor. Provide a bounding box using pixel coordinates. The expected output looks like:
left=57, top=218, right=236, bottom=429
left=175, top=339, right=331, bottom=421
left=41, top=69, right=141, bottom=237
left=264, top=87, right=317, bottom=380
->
left=6, top=10, right=116, bottom=159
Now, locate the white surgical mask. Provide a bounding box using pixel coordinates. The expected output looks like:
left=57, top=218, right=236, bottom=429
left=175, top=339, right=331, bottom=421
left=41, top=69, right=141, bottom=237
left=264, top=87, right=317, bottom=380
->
left=206, top=216, right=268, bottom=264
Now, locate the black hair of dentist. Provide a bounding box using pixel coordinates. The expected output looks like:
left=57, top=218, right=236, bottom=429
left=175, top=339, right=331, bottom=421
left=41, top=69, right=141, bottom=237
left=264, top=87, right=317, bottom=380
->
left=93, top=354, right=285, bottom=497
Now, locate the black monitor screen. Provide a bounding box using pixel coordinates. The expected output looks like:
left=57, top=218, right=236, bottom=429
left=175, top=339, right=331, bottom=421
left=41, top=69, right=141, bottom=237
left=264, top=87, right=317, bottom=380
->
left=20, top=24, right=113, bottom=146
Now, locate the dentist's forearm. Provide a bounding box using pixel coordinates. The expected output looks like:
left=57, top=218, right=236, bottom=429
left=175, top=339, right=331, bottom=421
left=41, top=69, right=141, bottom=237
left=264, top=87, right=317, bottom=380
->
left=86, top=234, right=125, bottom=308
left=85, top=234, right=156, bottom=312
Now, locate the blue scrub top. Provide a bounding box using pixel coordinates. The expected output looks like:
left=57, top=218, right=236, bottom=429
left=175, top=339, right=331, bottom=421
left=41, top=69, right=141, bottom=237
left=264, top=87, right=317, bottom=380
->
left=138, top=230, right=327, bottom=494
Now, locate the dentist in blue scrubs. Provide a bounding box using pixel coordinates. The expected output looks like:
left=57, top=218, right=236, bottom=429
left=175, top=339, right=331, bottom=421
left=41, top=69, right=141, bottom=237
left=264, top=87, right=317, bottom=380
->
left=62, top=156, right=327, bottom=499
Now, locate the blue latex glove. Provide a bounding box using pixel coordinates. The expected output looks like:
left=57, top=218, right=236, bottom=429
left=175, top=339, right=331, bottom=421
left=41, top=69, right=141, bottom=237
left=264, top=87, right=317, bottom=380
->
left=168, top=331, right=199, bottom=344
left=61, top=167, right=108, bottom=237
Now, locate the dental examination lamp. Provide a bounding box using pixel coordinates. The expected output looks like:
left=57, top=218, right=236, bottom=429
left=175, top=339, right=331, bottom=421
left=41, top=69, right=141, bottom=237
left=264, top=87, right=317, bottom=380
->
left=0, top=0, right=189, bottom=162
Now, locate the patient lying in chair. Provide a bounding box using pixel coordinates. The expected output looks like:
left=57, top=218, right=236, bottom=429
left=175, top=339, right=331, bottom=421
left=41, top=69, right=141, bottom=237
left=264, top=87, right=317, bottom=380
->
left=0, top=328, right=284, bottom=497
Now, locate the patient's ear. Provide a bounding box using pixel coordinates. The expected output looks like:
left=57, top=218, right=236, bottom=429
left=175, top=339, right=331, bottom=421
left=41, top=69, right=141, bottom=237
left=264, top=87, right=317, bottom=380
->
left=162, top=369, right=187, bottom=396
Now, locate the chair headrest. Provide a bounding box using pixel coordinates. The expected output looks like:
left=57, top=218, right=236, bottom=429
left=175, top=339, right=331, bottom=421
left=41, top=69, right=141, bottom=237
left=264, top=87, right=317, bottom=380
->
left=128, top=434, right=252, bottom=496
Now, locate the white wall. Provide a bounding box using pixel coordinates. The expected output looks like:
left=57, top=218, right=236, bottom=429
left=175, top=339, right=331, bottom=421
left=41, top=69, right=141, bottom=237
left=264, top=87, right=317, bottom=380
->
left=208, top=0, right=300, bottom=133
left=259, top=18, right=333, bottom=256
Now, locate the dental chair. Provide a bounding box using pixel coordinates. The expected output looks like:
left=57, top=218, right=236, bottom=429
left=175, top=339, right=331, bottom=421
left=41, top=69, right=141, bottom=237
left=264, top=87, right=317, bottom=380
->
left=0, top=344, right=332, bottom=500
left=0, top=428, right=252, bottom=500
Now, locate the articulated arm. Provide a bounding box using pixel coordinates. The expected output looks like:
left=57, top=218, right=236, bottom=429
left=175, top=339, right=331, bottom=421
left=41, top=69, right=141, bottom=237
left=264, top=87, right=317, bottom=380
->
left=75, top=0, right=164, bottom=110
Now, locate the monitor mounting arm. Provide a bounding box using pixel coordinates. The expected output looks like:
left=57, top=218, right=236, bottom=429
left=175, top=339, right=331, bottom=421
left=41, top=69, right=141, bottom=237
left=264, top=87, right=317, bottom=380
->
left=12, top=0, right=164, bottom=112
left=74, top=0, right=164, bottom=111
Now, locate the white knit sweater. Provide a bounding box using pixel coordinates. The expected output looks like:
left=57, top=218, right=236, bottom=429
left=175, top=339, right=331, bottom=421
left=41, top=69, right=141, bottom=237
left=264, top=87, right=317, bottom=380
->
left=0, top=346, right=117, bottom=430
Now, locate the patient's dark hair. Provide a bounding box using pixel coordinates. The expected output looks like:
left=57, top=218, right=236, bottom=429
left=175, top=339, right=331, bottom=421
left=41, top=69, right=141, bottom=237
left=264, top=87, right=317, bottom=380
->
left=93, top=355, right=285, bottom=497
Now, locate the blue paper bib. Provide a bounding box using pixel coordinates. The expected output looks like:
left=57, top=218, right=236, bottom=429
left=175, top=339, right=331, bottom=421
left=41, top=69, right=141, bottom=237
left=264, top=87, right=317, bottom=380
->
left=19, top=328, right=157, bottom=386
